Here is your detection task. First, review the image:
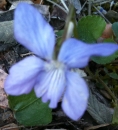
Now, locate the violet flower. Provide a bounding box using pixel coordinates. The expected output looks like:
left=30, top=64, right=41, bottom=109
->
left=4, top=3, right=118, bottom=120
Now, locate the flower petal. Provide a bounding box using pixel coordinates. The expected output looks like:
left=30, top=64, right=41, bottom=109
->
left=4, top=56, right=44, bottom=95
left=34, top=68, right=66, bottom=108
left=14, top=3, right=55, bottom=60
left=58, top=38, right=118, bottom=68
left=34, top=71, right=53, bottom=98
left=62, top=71, right=89, bottom=120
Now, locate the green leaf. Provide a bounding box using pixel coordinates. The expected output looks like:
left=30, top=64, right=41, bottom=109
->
left=8, top=91, right=52, bottom=126
left=109, top=72, right=118, bottom=79
left=112, top=22, right=118, bottom=41
left=104, top=68, right=118, bottom=79
left=103, top=38, right=115, bottom=43
left=55, top=30, right=64, bottom=38
left=91, top=51, right=118, bottom=64
left=91, top=42, right=118, bottom=64
left=112, top=105, right=118, bottom=124
left=87, top=90, right=113, bottom=124
left=78, top=15, right=106, bottom=43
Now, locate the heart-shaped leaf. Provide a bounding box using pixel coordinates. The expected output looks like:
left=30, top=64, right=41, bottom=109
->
left=112, top=22, right=118, bottom=41
left=8, top=91, right=52, bottom=126
left=78, top=15, right=106, bottom=43
left=91, top=51, right=118, bottom=64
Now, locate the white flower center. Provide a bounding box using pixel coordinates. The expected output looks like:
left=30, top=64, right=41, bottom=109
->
left=45, top=60, right=66, bottom=72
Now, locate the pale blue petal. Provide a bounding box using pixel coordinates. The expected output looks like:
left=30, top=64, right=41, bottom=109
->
left=34, top=71, right=54, bottom=98
left=58, top=38, right=118, bottom=68
left=34, top=69, right=66, bottom=108
left=62, top=71, right=89, bottom=120
left=4, top=56, right=44, bottom=95
left=14, top=3, right=55, bottom=60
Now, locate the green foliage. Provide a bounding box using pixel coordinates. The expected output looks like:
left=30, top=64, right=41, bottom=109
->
left=56, top=30, right=64, bottom=38
left=8, top=91, right=52, bottom=126
left=91, top=51, right=118, bottom=64
left=104, top=68, right=118, bottom=79
left=112, top=105, right=118, bottom=124
left=112, top=22, right=118, bottom=41
left=104, top=38, right=115, bottom=43
left=78, top=15, right=106, bottom=43
left=91, top=41, right=118, bottom=64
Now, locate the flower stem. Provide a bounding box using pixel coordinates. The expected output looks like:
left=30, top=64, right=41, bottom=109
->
left=60, top=4, right=75, bottom=44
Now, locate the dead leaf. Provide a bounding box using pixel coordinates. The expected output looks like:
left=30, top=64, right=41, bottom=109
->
left=32, top=0, right=43, bottom=4
left=51, top=5, right=67, bottom=21
left=0, top=69, right=8, bottom=108
left=34, top=4, right=49, bottom=16
left=84, top=123, right=110, bottom=130
left=0, top=123, right=20, bottom=130
left=87, top=90, right=113, bottom=124
left=105, top=10, right=118, bottom=21
left=101, top=24, right=113, bottom=39
left=100, top=89, right=112, bottom=100
left=0, top=0, right=7, bottom=10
